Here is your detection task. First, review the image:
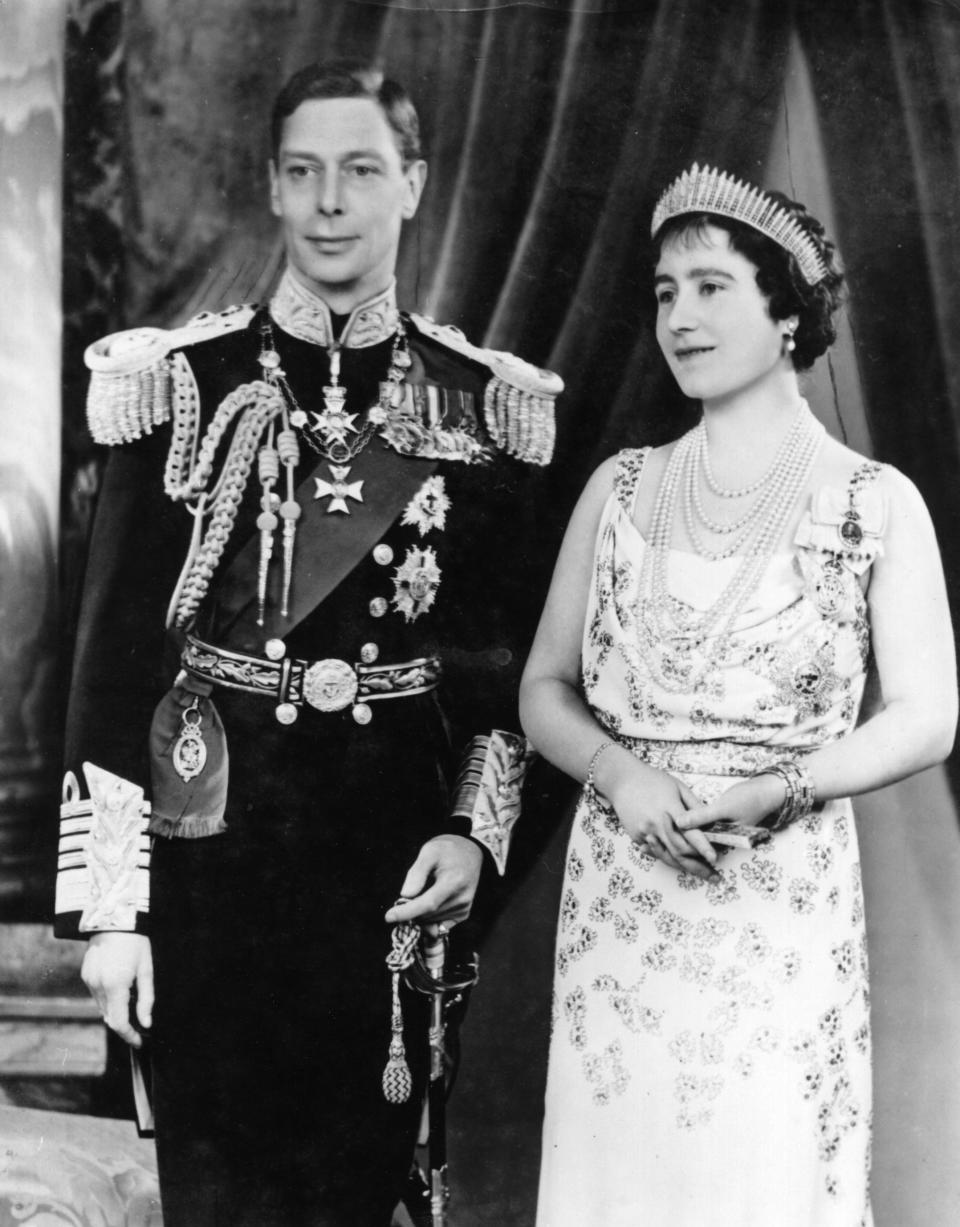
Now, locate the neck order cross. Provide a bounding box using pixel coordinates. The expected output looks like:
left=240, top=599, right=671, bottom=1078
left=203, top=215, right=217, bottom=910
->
left=258, top=318, right=412, bottom=467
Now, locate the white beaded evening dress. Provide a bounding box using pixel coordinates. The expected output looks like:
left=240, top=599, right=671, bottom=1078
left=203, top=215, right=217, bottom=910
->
left=536, top=446, right=881, bottom=1227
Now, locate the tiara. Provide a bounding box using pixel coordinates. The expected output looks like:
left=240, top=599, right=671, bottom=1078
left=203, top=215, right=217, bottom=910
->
left=651, top=163, right=829, bottom=286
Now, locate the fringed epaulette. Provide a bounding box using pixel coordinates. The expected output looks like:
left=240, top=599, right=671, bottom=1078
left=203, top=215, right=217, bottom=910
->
left=84, top=304, right=255, bottom=445
left=407, top=313, right=561, bottom=466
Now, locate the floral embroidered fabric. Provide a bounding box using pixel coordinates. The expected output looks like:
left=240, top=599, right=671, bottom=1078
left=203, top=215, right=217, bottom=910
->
left=537, top=447, right=880, bottom=1227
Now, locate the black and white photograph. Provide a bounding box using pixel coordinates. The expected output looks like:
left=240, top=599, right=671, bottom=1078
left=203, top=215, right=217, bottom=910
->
left=1, top=1, right=959, bottom=1224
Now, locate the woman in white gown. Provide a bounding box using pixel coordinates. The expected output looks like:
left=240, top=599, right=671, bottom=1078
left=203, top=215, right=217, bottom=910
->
left=521, top=166, right=957, bottom=1227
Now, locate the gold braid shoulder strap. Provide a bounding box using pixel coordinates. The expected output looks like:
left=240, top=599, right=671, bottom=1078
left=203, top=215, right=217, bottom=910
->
left=83, top=304, right=255, bottom=445
left=406, top=313, right=562, bottom=466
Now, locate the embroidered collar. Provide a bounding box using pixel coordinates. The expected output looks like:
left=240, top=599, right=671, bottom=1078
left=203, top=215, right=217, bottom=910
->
left=269, top=268, right=400, bottom=348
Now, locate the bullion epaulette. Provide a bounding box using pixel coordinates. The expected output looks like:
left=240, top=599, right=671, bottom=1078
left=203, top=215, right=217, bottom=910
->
left=84, top=304, right=256, bottom=445
left=407, top=313, right=561, bottom=466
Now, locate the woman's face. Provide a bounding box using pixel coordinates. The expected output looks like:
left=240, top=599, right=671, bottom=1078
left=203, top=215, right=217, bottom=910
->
left=654, top=223, right=789, bottom=406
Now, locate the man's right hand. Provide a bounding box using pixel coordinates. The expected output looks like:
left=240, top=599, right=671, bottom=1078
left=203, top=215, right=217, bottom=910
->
left=81, top=931, right=154, bottom=1049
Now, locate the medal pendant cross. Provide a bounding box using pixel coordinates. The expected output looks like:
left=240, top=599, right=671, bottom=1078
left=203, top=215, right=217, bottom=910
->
left=314, top=464, right=365, bottom=514
left=311, top=383, right=358, bottom=447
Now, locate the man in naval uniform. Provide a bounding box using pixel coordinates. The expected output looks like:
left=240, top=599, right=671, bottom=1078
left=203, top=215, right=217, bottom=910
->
left=55, top=61, right=561, bottom=1227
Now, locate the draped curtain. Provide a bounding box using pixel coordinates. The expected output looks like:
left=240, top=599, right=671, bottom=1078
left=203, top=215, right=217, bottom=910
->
left=795, top=0, right=960, bottom=616
left=59, top=2, right=960, bottom=1224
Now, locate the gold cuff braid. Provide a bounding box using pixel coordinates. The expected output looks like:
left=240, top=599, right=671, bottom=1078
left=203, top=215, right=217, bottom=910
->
left=56, top=765, right=151, bottom=931
left=451, top=731, right=536, bottom=875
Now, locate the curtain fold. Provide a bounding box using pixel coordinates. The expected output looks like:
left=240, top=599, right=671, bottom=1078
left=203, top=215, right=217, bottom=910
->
left=387, top=6, right=578, bottom=334
left=880, top=0, right=960, bottom=433
left=421, top=6, right=582, bottom=333
left=543, top=0, right=792, bottom=472
left=796, top=0, right=960, bottom=610
left=484, top=6, right=645, bottom=356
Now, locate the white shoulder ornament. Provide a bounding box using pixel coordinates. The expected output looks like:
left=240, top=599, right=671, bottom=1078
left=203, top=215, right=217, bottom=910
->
left=407, top=313, right=562, bottom=466
left=84, top=304, right=255, bottom=445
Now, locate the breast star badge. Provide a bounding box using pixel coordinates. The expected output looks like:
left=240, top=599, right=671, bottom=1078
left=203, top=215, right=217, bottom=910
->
left=391, top=546, right=441, bottom=622
left=401, top=475, right=451, bottom=536
left=314, top=465, right=364, bottom=514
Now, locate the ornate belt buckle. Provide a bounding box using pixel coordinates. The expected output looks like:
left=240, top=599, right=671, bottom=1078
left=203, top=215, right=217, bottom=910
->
left=302, top=658, right=358, bottom=712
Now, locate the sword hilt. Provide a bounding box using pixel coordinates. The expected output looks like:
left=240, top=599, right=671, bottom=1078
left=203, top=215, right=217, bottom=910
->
left=421, top=929, right=447, bottom=978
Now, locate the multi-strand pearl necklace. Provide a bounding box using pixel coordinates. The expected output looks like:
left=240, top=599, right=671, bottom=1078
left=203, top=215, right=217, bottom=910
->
left=683, top=405, right=813, bottom=561
left=638, top=400, right=824, bottom=692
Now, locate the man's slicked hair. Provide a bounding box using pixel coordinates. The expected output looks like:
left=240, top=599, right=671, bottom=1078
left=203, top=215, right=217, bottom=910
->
left=271, top=59, right=422, bottom=165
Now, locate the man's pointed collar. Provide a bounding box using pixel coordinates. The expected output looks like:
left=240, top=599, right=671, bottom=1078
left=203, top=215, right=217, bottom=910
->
left=269, top=269, right=400, bottom=349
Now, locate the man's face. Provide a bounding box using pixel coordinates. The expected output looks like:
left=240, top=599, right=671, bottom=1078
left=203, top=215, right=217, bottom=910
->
left=270, top=97, right=427, bottom=312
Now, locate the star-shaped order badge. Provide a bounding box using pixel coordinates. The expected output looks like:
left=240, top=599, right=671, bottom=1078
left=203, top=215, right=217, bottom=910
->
left=314, top=464, right=364, bottom=514
left=401, top=475, right=450, bottom=537
left=391, top=546, right=441, bottom=622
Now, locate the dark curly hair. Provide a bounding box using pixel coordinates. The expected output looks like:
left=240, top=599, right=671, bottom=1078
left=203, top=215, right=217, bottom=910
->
left=271, top=59, right=422, bottom=166
left=652, top=193, right=844, bottom=372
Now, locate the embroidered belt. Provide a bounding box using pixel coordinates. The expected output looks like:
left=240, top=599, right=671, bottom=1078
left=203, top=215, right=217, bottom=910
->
left=182, top=634, right=440, bottom=726
left=617, top=735, right=813, bottom=779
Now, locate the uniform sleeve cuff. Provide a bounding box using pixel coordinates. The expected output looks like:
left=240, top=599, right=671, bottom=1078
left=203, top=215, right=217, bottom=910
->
left=55, top=765, right=152, bottom=937
left=449, top=731, right=536, bottom=875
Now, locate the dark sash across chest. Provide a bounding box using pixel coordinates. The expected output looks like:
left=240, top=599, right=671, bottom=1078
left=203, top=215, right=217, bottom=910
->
left=211, top=441, right=440, bottom=644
